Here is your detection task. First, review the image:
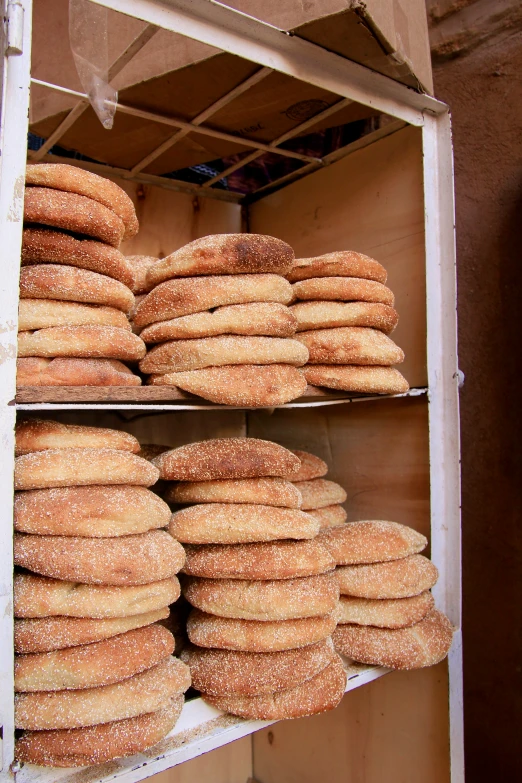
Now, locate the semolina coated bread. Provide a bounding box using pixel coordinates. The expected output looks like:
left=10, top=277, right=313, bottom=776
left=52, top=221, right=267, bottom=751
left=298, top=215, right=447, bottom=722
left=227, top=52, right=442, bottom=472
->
left=337, top=592, right=435, bottom=629
left=17, top=325, right=146, bottom=361
left=318, top=520, right=428, bottom=565
left=336, top=555, right=439, bottom=599
left=15, top=656, right=191, bottom=730
left=170, top=504, right=319, bottom=544
left=181, top=638, right=335, bottom=696
left=15, top=418, right=140, bottom=455
left=309, top=505, right=348, bottom=529
left=17, top=357, right=141, bottom=386
left=138, top=444, right=172, bottom=461
left=14, top=448, right=159, bottom=489
left=15, top=696, right=184, bottom=767
left=290, top=301, right=398, bottom=334
left=14, top=573, right=180, bottom=619
left=203, top=655, right=346, bottom=720
left=19, top=264, right=135, bottom=312
left=14, top=625, right=175, bottom=692
left=154, top=437, right=301, bottom=481
left=290, top=449, right=328, bottom=481
left=293, top=478, right=347, bottom=510
left=164, top=477, right=302, bottom=508
left=147, top=234, right=294, bottom=286
left=182, top=573, right=339, bottom=621
left=182, top=539, right=335, bottom=580
left=292, top=277, right=395, bottom=306
left=14, top=608, right=170, bottom=654
left=14, top=530, right=185, bottom=585
left=332, top=609, right=454, bottom=669
left=295, top=327, right=404, bottom=366
left=287, top=251, right=387, bottom=284
left=187, top=609, right=337, bottom=652
left=134, top=274, right=293, bottom=328
left=18, top=299, right=131, bottom=332
left=14, top=485, right=171, bottom=537
left=304, top=365, right=409, bottom=394
left=126, top=255, right=158, bottom=294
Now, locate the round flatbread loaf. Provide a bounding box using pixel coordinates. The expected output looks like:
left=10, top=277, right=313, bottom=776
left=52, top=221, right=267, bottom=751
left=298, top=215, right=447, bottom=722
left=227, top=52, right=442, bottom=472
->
left=147, top=364, right=307, bottom=406
left=332, top=609, right=454, bottom=669
left=15, top=419, right=139, bottom=455
left=15, top=656, right=191, bottom=730
left=14, top=448, right=159, bottom=489
left=17, top=357, right=141, bottom=386
left=147, top=234, right=294, bottom=286
left=22, top=228, right=134, bottom=287
left=290, top=449, right=328, bottom=481
left=292, top=277, right=395, bottom=306
left=287, top=251, right=387, bottom=283
left=14, top=573, right=180, bottom=618
left=14, top=608, right=170, bottom=653
left=304, top=365, right=409, bottom=394
left=25, top=163, right=138, bottom=239
left=14, top=485, right=170, bottom=537
left=15, top=624, right=174, bottom=692
left=309, top=505, right=347, bottom=529
left=139, top=336, right=308, bottom=374
left=18, top=299, right=131, bottom=332
left=138, top=444, right=171, bottom=461
left=14, top=530, right=185, bottom=585
left=19, top=264, right=135, bottom=312
left=139, top=303, right=298, bottom=343
left=15, top=696, right=183, bottom=767
left=126, top=255, right=158, bottom=294
left=154, top=437, right=300, bottom=481
left=295, top=327, right=404, bottom=366
left=203, top=655, right=346, bottom=719
left=336, top=554, right=439, bottom=599
left=337, top=592, right=435, bottom=629
left=170, top=504, right=319, bottom=544
left=318, top=520, right=428, bottom=565
left=182, top=539, right=335, bottom=580
left=165, top=477, right=302, bottom=508
left=181, top=638, right=334, bottom=696
left=24, top=187, right=125, bottom=247
left=293, top=478, right=347, bottom=510
left=134, top=274, right=293, bottom=328
left=290, top=301, right=398, bottom=333
left=182, top=573, right=339, bottom=621
left=187, top=609, right=337, bottom=652
left=18, top=325, right=146, bottom=361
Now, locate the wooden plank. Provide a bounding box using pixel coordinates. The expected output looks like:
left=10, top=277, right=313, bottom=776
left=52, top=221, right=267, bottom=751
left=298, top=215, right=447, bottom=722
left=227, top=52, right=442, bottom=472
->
left=147, top=737, right=252, bottom=783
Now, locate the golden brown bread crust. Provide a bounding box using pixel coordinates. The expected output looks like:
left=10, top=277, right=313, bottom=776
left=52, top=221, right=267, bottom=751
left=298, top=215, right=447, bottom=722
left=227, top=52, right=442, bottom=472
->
left=19, top=299, right=131, bottom=332
left=14, top=608, right=170, bottom=653
left=26, top=163, right=138, bottom=239
left=290, top=449, right=328, bottom=481
left=134, top=274, right=293, bottom=328
left=14, top=574, right=180, bottom=618
left=15, top=418, right=140, bottom=455
left=182, top=540, right=335, bottom=580
left=18, top=325, right=146, bottom=361
left=182, top=573, right=339, bottom=621
left=20, top=264, right=135, bottom=312
left=290, top=301, right=398, bottom=333
left=203, top=655, right=346, bottom=719
left=304, top=365, right=409, bottom=394
left=138, top=443, right=172, bottom=461
left=336, top=555, right=439, bottom=599
left=337, top=592, right=435, bottom=629
left=139, top=303, right=298, bottom=342
left=154, top=438, right=301, bottom=481
left=17, top=357, right=142, bottom=386
left=287, top=252, right=387, bottom=283
left=181, top=638, right=335, bottom=696
left=15, top=625, right=175, bottom=692
left=15, top=656, right=191, bottom=730
left=14, top=530, right=185, bottom=585
left=14, top=448, right=159, bottom=489
left=147, top=234, right=294, bottom=286
left=332, top=609, right=454, bottom=669
left=14, top=485, right=170, bottom=537
left=15, top=696, right=184, bottom=767
left=292, top=277, right=395, bottom=306
left=22, top=228, right=135, bottom=286
left=170, top=504, right=319, bottom=544
left=309, top=505, right=348, bottom=529
left=187, top=609, right=337, bottom=652
left=293, top=478, right=347, bottom=510
left=295, top=327, right=404, bottom=366
left=126, top=255, right=158, bottom=294
left=318, top=520, right=428, bottom=565
left=164, top=477, right=302, bottom=508
left=24, top=187, right=125, bottom=247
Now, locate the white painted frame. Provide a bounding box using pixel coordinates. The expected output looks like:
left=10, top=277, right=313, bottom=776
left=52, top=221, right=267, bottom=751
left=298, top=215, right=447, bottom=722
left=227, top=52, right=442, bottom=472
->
left=0, top=1, right=462, bottom=781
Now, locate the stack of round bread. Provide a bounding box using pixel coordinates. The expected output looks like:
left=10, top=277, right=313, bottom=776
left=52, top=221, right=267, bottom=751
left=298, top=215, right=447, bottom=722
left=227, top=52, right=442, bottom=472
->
left=154, top=437, right=347, bottom=719
left=290, top=449, right=348, bottom=530
left=134, top=234, right=310, bottom=406
left=18, top=163, right=146, bottom=387
left=317, top=520, right=454, bottom=669
left=287, top=251, right=409, bottom=395
left=13, top=419, right=190, bottom=767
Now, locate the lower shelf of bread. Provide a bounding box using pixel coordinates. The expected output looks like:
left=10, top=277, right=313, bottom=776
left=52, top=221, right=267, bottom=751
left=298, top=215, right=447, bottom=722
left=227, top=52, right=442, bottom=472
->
left=14, top=662, right=389, bottom=783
